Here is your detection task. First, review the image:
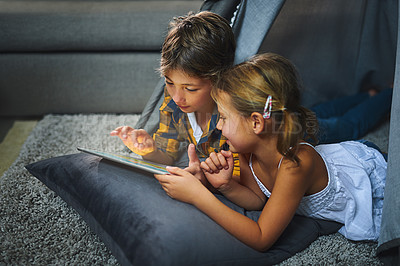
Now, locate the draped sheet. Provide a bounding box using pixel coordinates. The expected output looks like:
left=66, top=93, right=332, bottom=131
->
left=232, top=1, right=399, bottom=262
left=137, top=1, right=400, bottom=262
left=377, top=2, right=400, bottom=262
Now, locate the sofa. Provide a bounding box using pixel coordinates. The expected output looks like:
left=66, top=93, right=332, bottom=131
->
left=0, top=0, right=204, bottom=116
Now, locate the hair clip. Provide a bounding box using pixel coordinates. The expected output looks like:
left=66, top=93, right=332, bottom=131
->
left=263, top=95, right=272, bottom=119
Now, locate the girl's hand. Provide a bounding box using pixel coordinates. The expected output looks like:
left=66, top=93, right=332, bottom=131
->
left=110, top=126, right=156, bottom=156
left=154, top=167, right=205, bottom=205
left=201, top=150, right=234, bottom=190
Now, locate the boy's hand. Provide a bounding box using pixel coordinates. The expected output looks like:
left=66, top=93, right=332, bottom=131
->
left=200, top=150, right=234, bottom=190
left=110, top=126, right=156, bottom=156
left=184, top=144, right=207, bottom=186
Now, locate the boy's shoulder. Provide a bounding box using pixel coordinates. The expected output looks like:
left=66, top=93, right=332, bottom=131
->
left=160, top=89, right=178, bottom=113
left=159, top=90, right=188, bottom=124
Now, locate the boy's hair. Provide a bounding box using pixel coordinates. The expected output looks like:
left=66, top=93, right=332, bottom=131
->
left=214, top=53, right=319, bottom=163
left=160, top=11, right=236, bottom=83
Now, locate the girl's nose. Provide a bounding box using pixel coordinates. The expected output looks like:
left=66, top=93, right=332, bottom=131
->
left=216, top=118, right=223, bottom=130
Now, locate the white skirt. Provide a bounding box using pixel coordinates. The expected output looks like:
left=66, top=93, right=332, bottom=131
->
left=296, top=141, right=387, bottom=241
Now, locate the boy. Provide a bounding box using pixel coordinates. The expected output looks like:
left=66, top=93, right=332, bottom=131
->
left=111, top=11, right=239, bottom=175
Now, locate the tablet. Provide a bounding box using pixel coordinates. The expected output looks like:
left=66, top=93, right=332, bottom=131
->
left=77, top=147, right=170, bottom=174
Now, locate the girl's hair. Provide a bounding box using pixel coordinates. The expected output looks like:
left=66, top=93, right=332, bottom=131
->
left=214, top=53, right=319, bottom=163
left=159, top=11, right=236, bottom=83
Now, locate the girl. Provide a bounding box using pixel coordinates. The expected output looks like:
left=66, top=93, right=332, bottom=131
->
left=155, top=53, right=387, bottom=251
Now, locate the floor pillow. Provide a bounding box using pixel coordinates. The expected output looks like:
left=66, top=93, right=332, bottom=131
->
left=26, top=152, right=342, bottom=265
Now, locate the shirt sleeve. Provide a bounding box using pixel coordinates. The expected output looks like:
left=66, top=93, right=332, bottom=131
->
left=152, top=98, right=180, bottom=161
left=232, top=152, right=241, bottom=177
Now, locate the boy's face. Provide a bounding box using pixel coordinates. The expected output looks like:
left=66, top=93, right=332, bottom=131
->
left=164, top=69, right=214, bottom=114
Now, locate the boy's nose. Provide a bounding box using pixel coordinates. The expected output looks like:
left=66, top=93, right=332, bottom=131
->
left=172, top=90, right=185, bottom=104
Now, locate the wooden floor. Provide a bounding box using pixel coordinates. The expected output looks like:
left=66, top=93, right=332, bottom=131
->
left=0, top=118, right=14, bottom=143
left=0, top=119, right=38, bottom=177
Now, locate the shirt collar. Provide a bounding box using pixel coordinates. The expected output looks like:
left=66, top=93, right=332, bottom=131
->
left=161, top=89, right=221, bottom=144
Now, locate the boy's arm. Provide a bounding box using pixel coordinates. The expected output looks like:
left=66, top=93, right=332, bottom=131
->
left=112, top=90, right=178, bottom=166
left=142, top=149, right=174, bottom=165
left=147, top=101, right=181, bottom=165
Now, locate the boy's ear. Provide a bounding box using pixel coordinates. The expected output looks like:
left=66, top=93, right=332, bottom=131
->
left=250, top=112, right=265, bottom=134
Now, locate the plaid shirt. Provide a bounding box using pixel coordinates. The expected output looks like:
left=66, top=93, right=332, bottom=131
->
left=153, top=90, right=240, bottom=175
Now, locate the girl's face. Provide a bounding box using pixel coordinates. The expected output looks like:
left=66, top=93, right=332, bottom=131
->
left=164, top=69, right=215, bottom=114
left=216, top=92, right=256, bottom=153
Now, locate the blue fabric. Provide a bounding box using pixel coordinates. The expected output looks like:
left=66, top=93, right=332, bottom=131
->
left=313, top=88, right=393, bottom=144
left=311, top=92, right=369, bottom=119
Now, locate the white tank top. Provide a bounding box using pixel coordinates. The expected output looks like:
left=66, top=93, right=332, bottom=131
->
left=248, top=141, right=387, bottom=241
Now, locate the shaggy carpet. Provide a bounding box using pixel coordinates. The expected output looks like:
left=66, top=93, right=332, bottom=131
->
left=0, top=114, right=388, bottom=265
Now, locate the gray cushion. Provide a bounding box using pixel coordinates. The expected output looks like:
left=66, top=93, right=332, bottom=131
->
left=0, top=1, right=204, bottom=51
left=0, top=53, right=160, bottom=115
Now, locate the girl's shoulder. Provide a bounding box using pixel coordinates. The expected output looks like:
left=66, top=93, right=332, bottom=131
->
left=279, top=142, right=328, bottom=195
left=278, top=143, right=323, bottom=180
left=280, top=143, right=317, bottom=168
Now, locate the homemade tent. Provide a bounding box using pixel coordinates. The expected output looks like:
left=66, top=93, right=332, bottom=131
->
left=136, top=0, right=399, bottom=264
left=22, top=0, right=399, bottom=265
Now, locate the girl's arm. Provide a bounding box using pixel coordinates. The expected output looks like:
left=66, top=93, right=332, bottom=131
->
left=217, top=178, right=266, bottom=211
left=201, top=152, right=266, bottom=210
left=155, top=154, right=313, bottom=252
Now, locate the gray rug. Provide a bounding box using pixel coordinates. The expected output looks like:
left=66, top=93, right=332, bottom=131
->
left=0, top=114, right=388, bottom=265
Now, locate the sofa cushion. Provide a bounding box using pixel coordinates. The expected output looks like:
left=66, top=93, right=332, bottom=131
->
left=0, top=1, right=204, bottom=52
left=0, top=52, right=161, bottom=115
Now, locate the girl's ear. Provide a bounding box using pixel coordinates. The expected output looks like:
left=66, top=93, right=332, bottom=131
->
left=250, top=112, right=266, bottom=134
